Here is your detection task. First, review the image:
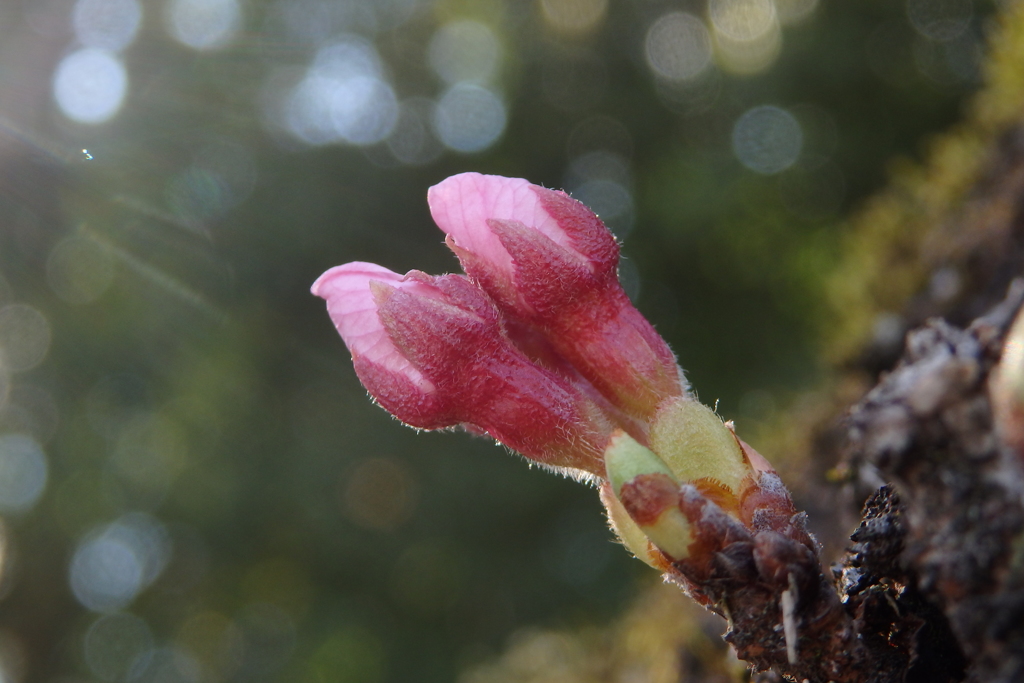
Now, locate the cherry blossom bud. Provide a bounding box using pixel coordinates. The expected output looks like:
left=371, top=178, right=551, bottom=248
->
left=602, top=429, right=757, bottom=574
left=599, top=481, right=671, bottom=571
left=604, top=430, right=694, bottom=561
left=602, top=402, right=805, bottom=571
left=312, top=263, right=616, bottom=474
left=649, top=397, right=751, bottom=512
left=312, top=262, right=448, bottom=429
left=428, top=173, right=684, bottom=421
left=314, top=175, right=802, bottom=586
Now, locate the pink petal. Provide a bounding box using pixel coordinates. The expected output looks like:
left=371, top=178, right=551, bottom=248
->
left=427, top=173, right=579, bottom=273
left=311, top=262, right=434, bottom=393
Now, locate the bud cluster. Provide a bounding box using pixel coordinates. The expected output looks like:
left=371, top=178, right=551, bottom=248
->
left=312, top=172, right=805, bottom=581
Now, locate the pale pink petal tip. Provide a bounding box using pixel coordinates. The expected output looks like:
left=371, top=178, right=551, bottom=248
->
left=311, top=261, right=402, bottom=299
left=310, top=262, right=430, bottom=390
left=428, top=173, right=573, bottom=263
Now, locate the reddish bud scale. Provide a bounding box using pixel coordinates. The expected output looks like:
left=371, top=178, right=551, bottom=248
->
left=351, top=355, right=450, bottom=429
left=501, top=319, right=650, bottom=444
left=733, top=440, right=812, bottom=547
left=739, top=473, right=802, bottom=537
left=526, top=277, right=682, bottom=422
left=675, top=484, right=754, bottom=579
left=486, top=199, right=682, bottom=419
left=533, top=184, right=619, bottom=274
left=616, top=474, right=755, bottom=579
left=751, top=530, right=818, bottom=590
left=691, top=477, right=739, bottom=517
left=377, top=277, right=611, bottom=474
left=532, top=188, right=677, bottom=384
left=617, top=473, right=681, bottom=527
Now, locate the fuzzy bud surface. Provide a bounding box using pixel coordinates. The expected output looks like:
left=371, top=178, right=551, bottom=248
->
left=428, top=173, right=685, bottom=421
left=312, top=262, right=613, bottom=474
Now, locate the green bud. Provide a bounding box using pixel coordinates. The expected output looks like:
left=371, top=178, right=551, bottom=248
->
left=650, top=397, right=749, bottom=496
left=602, top=430, right=693, bottom=562
left=604, top=429, right=677, bottom=495
left=599, top=482, right=665, bottom=570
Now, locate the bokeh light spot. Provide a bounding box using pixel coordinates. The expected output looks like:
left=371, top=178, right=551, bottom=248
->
left=386, top=98, right=444, bottom=165
left=342, top=457, right=418, bottom=532
left=433, top=84, right=506, bottom=153
left=53, top=48, right=127, bottom=124
left=0, top=435, right=47, bottom=514
left=0, top=384, right=58, bottom=445
left=566, top=149, right=630, bottom=187
left=709, top=0, right=776, bottom=41
left=713, top=21, right=781, bottom=75
left=165, top=0, right=242, bottom=51
left=329, top=77, right=398, bottom=145
left=84, top=612, right=154, bottom=682
left=285, top=37, right=399, bottom=146
left=539, top=0, right=607, bottom=34
left=709, top=0, right=781, bottom=74
left=166, top=168, right=231, bottom=225
left=0, top=304, right=51, bottom=373
left=72, top=538, right=142, bottom=613
left=47, top=235, right=116, bottom=305
left=176, top=611, right=245, bottom=679
left=645, top=12, right=713, bottom=82
left=907, top=0, right=973, bottom=42
left=287, top=75, right=399, bottom=145
left=428, top=20, right=500, bottom=85
left=69, top=513, right=171, bottom=612
left=732, top=105, right=802, bottom=174
left=914, top=31, right=982, bottom=85
left=314, top=36, right=383, bottom=79
left=73, top=0, right=142, bottom=52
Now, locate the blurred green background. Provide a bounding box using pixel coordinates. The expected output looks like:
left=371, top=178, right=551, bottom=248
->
left=0, top=0, right=991, bottom=680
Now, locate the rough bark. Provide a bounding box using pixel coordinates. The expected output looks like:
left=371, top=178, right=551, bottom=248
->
left=658, top=286, right=1024, bottom=683
left=838, top=283, right=1024, bottom=683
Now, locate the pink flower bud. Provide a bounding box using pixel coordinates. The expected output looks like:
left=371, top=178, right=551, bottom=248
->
left=428, top=173, right=685, bottom=420
left=312, top=262, right=447, bottom=428
left=311, top=262, right=612, bottom=474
